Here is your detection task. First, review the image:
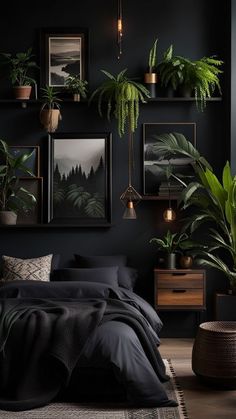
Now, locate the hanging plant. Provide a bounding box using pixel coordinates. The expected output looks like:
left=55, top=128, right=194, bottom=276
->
left=89, top=69, right=150, bottom=137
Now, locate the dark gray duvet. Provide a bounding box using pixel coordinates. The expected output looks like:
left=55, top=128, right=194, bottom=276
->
left=0, top=280, right=177, bottom=411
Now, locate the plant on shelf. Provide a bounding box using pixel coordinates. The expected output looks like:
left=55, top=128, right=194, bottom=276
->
left=157, top=46, right=223, bottom=110
left=40, top=86, right=62, bottom=132
left=0, top=139, right=36, bottom=225
left=144, top=38, right=158, bottom=97
left=151, top=132, right=236, bottom=292
left=90, top=68, right=150, bottom=218
left=65, top=75, right=88, bottom=101
left=0, top=47, right=38, bottom=100
left=149, top=229, right=189, bottom=269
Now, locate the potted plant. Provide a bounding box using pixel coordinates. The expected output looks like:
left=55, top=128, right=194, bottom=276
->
left=65, top=75, right=88, bottom=101
left=144, top=38, right=158, bottom=98
left=40, top=86, right=62, bottom=132
left=149, top=230, right=189, bottom=269
left=151, top=132, right=236, bottom=293
left=157, top=46, right=223, bottom=110
left=0, top=139, right=37, bottom=225
left=0, top=47, right=38, bottom=100
left=89, top=68, right=150, bottom=138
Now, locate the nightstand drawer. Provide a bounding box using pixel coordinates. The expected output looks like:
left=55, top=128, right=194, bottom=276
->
left=157, top=289, right=204, bottom=306
left=157, top=273, right=204, bottom=289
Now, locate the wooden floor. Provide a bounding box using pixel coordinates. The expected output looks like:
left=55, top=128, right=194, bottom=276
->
left=159, top=339, right=236, bottom=419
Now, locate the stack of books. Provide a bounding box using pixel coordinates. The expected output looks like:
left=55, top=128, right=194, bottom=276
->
left=158, top=181, right=183, bottom=197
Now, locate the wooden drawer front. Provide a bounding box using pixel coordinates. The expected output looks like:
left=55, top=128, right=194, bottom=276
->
left=157, top=289, right=204, bottom=306
left=156, top=273, right=203, bottom=289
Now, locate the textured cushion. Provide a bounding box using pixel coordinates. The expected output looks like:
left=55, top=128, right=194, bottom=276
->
left=2, top=254, right=53, bottom=282
left=52, top=267, right=119, bottom=287
left=74, top=254, right=127, bottom=268
left=118, top=267, right=138, bottom=290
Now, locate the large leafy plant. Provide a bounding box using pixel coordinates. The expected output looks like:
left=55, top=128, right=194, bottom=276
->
left=152, top=132, right=236, bottom=289
left=89, top=69, right=150, bottom=137
left=0, top=140, right=36, bottom=213
left=0, top=47, right=38, bottom=86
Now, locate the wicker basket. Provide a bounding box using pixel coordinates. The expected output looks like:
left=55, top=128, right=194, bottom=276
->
left=192, top=321, right=236, bottom=388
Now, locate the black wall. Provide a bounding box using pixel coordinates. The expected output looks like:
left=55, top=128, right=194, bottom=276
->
left=0, top=0, right=231, bottom=337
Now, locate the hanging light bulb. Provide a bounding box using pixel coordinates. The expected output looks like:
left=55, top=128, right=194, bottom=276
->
left=163, top=180, right=176, bottom=222
left=117, top=0, right=123, bottom=59
left=123, top=200, right=137, bottom=219
left=163, top=207, right=176, bottom=222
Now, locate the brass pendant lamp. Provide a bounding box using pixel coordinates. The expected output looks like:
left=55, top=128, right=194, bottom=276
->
left=120, top=130, right=142, bottom=219
left=163, top=180, right=176, bottom=222
left=117, top=0, right=123, bottom=59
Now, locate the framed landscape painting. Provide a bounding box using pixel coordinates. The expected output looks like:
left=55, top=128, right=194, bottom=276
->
left=143, top=122, right=197, bottom=196
left=48, top=132, right=112, bottom=226
left=40, top=28, right=88, bottom=93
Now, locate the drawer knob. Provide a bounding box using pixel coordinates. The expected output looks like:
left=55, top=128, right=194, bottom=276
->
left=172, top=289, right=187, bottom=293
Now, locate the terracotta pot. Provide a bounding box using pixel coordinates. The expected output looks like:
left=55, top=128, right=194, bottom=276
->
left=0, top=211, right=17, bottom=225
left=13, top=85, right=32, bottom=100
left=40, top=109, right=61, bottom=132
left=180, top=255, right=193, bottom=269
left=73, top=93, right=81, bottom=102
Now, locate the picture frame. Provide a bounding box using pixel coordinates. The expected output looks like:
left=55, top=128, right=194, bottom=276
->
left=143, top=122, right=197, bottom=197
left=9, top=146, right=40, bottom=177
left=40, top=27, right=88, bottom=94
left=17, top=177, right=43, bottom=225
left=48, top=132, right=112, bottom=226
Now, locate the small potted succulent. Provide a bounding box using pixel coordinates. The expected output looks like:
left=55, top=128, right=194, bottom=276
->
left=144, top=38, right=158, bottom=98
left=0, top=139, right=36, bottom=225
left=40, top=85, right=62, bottom=132
left=0, top=47, right=38, bottom=100
left=65, top=75, right=88, bottom=101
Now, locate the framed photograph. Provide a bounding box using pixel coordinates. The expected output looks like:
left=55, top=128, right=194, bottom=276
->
left=40, top=27, right=88, bottom=93
left=17, top=177, right=43, bottom=225
left=143, top=122, right=197, bottom=196
left=48, top=132, right=112, bottom=226
left=9, top=146, right=40, bottom=177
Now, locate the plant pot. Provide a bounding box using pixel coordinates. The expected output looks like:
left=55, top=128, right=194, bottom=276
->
left=144, top=72, right=157, bottom=98
left=177, top=84, right=193, bottom=98
left=13, top=85, right=32, bottom=100
left=0, top=211, right=17, bottom=225
left=179, top=255, right=193, bottom=269
left=40, top=109, right=61, bottom=132
left=73, top=93, right=81, bottom=102
left=165, top=253, right=177, bottom=269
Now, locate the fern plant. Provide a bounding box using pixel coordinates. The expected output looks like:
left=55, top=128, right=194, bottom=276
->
left=89, top=69, right=150, bottom=137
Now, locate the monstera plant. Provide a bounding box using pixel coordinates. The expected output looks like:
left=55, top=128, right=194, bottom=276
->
left=151, top=132, right=236, bottom=291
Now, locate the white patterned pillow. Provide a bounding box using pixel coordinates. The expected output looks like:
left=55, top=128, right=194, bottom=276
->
left=2, top=254, right=53, bottom=282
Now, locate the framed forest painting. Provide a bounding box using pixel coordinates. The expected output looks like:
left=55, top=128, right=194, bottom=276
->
left=48, top=132, right=112, bottom=226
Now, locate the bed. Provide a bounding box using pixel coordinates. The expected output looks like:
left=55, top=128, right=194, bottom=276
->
left=0, top=255, right=178, bottom=412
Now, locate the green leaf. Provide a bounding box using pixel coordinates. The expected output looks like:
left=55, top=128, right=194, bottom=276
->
left=222, top=161, right=232, bottom=192
left=204, top=167, right=227, bottom=210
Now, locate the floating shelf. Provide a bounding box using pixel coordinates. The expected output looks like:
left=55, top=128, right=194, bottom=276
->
left=0, top=223, right=112, bottom=228
left=141, top=195, right=179, bottom=201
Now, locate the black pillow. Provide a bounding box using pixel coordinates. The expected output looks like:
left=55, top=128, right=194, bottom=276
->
left=74, top=254, right=127, bottom=268
left=51, top=254, right=60, bottom=271
left=52, top=267, right=119, bottom=287
left=118, top=266, right=138, bottom=290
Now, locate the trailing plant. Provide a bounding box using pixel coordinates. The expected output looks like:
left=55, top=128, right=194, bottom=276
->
left=157, top=46, right=223, bottom=110
left=89, top=69, right=150, bottom=137
left=151, top=131, right=236, bottom=290
left=147, top=38, right=158, bottom=73
left=0, top=47, right=38, bottom=86
left=65, top=75, right=88, bottom=98
left=0, top=139, right=36, bottom=213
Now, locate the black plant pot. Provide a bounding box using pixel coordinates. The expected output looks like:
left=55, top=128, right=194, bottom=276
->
left=165, top=253, right=177, bottom=269
left=145, top=83, right=156, bottom=98
left=177, top=84, right=193, bottom=98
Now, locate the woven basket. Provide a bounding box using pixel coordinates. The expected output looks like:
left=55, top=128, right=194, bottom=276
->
left=192, top=321, right=236, bottom=388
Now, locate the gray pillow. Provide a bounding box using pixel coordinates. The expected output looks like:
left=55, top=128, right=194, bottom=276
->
left=74, top=254, right=127, bottom=268
left=52, top=267, right=119, bottom=287
left=118, top=267, right=138, bottom=290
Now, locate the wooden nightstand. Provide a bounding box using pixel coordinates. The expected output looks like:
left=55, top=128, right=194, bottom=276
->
left=154, top=269, right=206, bottom=315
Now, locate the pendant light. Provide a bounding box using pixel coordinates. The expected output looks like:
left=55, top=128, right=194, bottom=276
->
left=163, top=181, right=176, bottom=222
left=117, top=0, right=123, bottom=59
left=120, top=130, right=141, bottom=219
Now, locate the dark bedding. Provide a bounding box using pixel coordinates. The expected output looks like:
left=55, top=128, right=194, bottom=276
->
left=0, top=280, right=177, bottom=411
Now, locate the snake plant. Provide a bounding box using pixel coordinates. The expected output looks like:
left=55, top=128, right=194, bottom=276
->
left=89, top=69, right=150, bottom=137
left=151, top=132, right=236, bottom=289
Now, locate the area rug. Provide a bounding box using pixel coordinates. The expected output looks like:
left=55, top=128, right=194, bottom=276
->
left=0, top=360, right=188, bottom=419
